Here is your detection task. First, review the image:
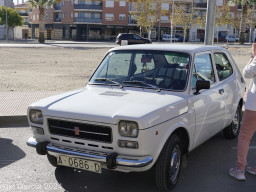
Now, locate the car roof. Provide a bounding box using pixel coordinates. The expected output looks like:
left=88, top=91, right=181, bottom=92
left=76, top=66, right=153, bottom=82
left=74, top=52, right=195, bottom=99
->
left=110, top=44, right=225, bottom=54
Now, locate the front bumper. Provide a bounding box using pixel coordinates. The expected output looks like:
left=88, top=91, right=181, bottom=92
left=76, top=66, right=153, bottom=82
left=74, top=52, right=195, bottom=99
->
left=27, top=137, right=153, bottom=169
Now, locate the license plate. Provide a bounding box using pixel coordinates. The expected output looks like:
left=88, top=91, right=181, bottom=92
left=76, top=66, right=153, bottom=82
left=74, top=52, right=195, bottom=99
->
left=57, top=155, right=101, bottom=173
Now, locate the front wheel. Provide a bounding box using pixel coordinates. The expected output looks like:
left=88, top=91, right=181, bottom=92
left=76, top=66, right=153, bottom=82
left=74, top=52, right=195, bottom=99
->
left=223, top=105, right=242, bottom=139
left=155, top=134, right=183, bottom=191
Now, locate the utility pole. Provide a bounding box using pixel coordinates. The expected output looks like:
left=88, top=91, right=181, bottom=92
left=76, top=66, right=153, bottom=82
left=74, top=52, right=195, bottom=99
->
left=205, top=0, right=216, bottom=45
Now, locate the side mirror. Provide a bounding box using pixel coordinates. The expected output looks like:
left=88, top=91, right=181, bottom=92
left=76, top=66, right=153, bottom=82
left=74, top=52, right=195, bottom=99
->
left=194, top=80, right=210, bottom=95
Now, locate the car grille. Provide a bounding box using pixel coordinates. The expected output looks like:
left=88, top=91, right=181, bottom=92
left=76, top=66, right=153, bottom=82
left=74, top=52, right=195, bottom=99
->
left=48, top=119, right=112, bottom=143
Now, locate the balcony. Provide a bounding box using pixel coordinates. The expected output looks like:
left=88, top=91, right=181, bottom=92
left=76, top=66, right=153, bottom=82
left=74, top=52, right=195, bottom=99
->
left=54, top=18, right=62, bottom=23
left=18, top=13, right=29, bottom=16
left=74, top=17, right=102, bottom=23
left=74, top=4, right=102, bottom=10
left=55, top=6, right=62, bottom=10
left=193, top=3, right=207, bottom=9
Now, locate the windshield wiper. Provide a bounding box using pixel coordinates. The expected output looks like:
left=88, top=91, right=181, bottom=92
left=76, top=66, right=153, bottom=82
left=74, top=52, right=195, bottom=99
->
left=93, top=78, right=123, bottom=88
left=123, top=80, right=161, bottom=92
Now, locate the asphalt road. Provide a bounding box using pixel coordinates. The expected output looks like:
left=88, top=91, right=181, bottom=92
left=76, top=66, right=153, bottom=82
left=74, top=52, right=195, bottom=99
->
left=1, top=125, right=256, bottom=192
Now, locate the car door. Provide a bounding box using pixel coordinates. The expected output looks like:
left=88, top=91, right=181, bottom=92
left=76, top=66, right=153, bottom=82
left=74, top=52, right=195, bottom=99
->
left=213, top=51, right=239, bottom=127
left=189, top=52, right=226, bottom=149
left=133, top=34, right=144, bottom=44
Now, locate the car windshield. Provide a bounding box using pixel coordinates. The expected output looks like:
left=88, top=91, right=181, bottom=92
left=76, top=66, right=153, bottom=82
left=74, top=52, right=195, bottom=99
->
left=89, top=50, right=190, bottom=91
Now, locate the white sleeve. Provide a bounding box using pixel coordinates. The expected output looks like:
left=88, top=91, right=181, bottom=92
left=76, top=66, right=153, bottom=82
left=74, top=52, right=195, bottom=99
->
left=243, top=57, right=256, bottom=79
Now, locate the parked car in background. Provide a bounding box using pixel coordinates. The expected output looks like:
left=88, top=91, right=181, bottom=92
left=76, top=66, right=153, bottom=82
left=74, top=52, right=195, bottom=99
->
left=235, top=35, right=239, bottom=42
left=225, top=35, right=236, bottom=42
left=162, top=34, right=179, bottom=41
left=116, top=33, right=151, bottom=45
left=27, top=44, right=245, bottom=191
left=175, top=34, right=188, bottom=42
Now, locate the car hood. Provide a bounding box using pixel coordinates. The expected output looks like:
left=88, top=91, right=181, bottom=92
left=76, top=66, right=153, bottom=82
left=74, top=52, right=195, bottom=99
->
left=29, top=86, right=188, bottom=129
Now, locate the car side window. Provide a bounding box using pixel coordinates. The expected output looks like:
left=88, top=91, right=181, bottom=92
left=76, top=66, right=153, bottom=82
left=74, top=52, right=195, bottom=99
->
left=192, top=54, right=215, bottom=89
left=134, top=35, right=141, bottom=39
left=214, top=53, right=233, bottom=81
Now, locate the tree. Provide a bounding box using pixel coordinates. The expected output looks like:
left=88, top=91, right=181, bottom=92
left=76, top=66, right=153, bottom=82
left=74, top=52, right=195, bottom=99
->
left=215, top=2, right=232, bottom=43
left=231, top=0, right=256, bottom=44
left=170, top=5, right=193, bottom=42
left=191, top=10, right=206, bottom=42
left=28, top=0, right=55, bottom=43
left=0, top=6, right=23, bottom=39
left=129, top=0, right=167, bottom=39
left=230, top=11, right=241, bottom=36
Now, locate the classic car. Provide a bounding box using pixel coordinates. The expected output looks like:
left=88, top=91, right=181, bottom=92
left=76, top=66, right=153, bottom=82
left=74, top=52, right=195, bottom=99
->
left=27, top=44, right=245, bottom=191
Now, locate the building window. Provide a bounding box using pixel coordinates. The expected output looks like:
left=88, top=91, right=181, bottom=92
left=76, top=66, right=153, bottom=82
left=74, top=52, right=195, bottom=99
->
left=216, top=0, right=223, bottom=6
left=71, top=0, right=73, bottom=5
left=51, top=4, right=53, bottom=8
left=71, top=12, right=73, bottom=18
left=33, top=15, right=35, bottom=20
left=161, top=3, right=169, bottom=10
left=45, top=14, right=48, bottom=20
left=105, top=0, right=114, bottom=8
left=37, top=14, right=39, bottom=19
left=105, top=13, right=114, bottom=21
left=161, top=16, right=169, bottom=23
left=119, top=1, right=126, bottom=6
left=50, top=14, right=53, bottom=20
left=45, top=5, right=48, bottom=9
left=119, top=14, right=126, bottom=20
left=62, top=0, right=65, bottom=6
left=63, top=13, right=65, bottom=18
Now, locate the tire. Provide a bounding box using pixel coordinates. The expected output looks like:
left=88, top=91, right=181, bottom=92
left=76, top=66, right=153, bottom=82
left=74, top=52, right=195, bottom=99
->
left=155, top=134, right=183, bottom=191
left=47, top=154, right=58, bottom=167
left=223, top=105, right=242, bottom=139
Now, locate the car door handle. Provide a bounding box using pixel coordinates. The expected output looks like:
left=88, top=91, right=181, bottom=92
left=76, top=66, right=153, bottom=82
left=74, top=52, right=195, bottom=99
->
left=219, top=89, right=224, bottom=94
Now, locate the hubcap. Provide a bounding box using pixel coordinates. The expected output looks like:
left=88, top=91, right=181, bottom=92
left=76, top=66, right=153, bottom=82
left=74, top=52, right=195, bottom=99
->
left=232, top=109, right=240, bottom=135
left=169, top=145, right=181, bottom=183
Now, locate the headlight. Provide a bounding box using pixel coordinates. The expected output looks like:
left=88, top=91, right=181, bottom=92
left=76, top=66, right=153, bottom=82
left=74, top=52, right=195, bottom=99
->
left=29, top=109, right=43, bottom=124
left=118, top=121, right=139, bottom=138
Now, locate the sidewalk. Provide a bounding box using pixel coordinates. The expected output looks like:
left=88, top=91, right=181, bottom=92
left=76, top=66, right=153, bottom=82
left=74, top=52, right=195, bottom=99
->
left=0, top=91, right=61, bottom=126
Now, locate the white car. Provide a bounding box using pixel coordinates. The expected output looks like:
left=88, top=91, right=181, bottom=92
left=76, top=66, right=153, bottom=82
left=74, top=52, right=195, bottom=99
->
left=27, top=44, right=245, bottom=191
left=225, top=35, right=236, bottom=42
left=162, top=34, right=179, bottom=41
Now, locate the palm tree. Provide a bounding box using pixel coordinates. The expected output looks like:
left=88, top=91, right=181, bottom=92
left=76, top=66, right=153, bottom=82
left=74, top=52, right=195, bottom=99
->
left=231, top=0, right=256, bottom=44
left=28, top=0, right=55, bottom=43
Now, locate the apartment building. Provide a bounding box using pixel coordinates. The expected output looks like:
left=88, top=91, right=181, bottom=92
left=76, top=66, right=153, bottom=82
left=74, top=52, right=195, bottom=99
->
left=0, top=0, right=14, bottom=39
left=14, top=2, right=29, bottom=39
left=189, top=0, right=241, bottom=42
left=26, top=0, right=246, bottom=41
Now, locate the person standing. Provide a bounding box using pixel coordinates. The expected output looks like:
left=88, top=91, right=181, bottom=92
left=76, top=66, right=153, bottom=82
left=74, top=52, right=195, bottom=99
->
left=229, top=43, right=256, bottom=180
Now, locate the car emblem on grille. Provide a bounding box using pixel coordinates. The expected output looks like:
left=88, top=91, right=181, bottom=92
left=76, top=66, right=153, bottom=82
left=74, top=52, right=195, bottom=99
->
left=74, top=126, right=80, bottom=135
